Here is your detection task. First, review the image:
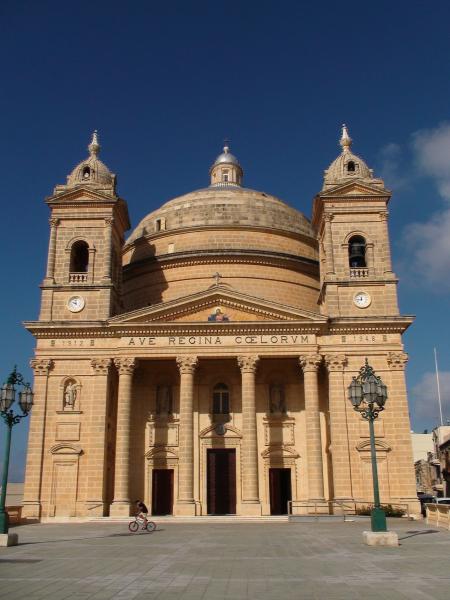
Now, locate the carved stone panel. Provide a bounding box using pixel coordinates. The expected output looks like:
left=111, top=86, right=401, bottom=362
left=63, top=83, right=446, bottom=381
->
left=56, top=422, right=81, bottom=442
left=148, top=422, right=179, bottom=447
left=264, top=420, right=295, bottom=446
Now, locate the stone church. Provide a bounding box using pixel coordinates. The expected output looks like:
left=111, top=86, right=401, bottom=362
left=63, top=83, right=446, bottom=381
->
left=22, top=126, right=419, bottom=519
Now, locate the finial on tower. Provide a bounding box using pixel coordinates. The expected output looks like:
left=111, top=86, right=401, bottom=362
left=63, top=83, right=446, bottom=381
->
left=88, top=130, right=100, bottom=156
left=223, top=137, right=231, bottom=154
left=340, top=124, right=352, bottom=152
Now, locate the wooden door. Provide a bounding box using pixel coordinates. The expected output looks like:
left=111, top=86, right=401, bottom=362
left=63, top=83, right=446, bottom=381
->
left=152, top=469, right=174, bottom=515
left=207, top=449, right=236, bottom=515
left=269, top=468, right=292, bottom=515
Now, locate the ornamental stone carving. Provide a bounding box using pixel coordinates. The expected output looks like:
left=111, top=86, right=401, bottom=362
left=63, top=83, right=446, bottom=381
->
left=30, top=359, right=54, bottom=375
left=113, top=357, right=137, bottom=375
left=324, top=354, right=347, bottom=372
left=104, top=217, right=114, bottom=226
left=49, top=217, right=59, bottom=228
left=176, top=355, right=198, bottom=374
left=387, top=352, right=408, bottom=370
left=237, top=355, right=260, bottom=373
left=91, top=358, right=112, bottom=375
left=299, top=354, right=322, bottom=372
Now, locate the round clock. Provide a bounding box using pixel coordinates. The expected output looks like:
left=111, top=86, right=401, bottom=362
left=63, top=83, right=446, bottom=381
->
left=67, top=296, right=85, bottom=313
left=353, top=291, right=371, bottom=308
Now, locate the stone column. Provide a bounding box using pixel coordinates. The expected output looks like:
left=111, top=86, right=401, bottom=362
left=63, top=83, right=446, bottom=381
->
left=22, top=359, right=54, bottom=519
left=176, top=355, right=198, bottom=515
left=380, top=211, right=393, bottom=274
left=237, top=355, right=261, bottom=515
left=324, top=213, right=335, bottom=275
left=110, top=357, right=137, bottom=516
left=324, top=354, right=353, bottom=501
left=44, top=218, right=58, bottom=283
left=103, top=217, right=114, bottom=281
left=299, top=354, right=325, bottom=501
left=85, top=359, right=112, bottom=516
left=386, top=352, right=420, bottom=513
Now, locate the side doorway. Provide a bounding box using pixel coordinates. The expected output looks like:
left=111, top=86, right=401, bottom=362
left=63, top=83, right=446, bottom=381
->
left=152, top=469, right=174, bottom=515
left=269, top=468, right=292, bottom=515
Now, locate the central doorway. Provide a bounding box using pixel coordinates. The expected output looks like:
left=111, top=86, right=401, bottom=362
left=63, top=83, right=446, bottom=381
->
left=207, top=449, right=236, bottom=515
left=152, top=469, right=174, bottom=515
left=269, top=468, right=292, bottom=515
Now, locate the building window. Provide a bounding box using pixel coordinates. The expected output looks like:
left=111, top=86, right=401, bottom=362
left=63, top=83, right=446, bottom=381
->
left=212, top=383, right=230, bottom=414
left=222, top=170, right=229, bottom=182
left=348, top=235, right=366, bottom=268
left=82, top=166, right=91, bottom=179
left=347, top=161, right=356, bottom=173
left=70, top=240, right=89, bottom=273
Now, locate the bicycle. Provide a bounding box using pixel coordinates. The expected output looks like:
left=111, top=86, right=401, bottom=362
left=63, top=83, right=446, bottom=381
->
left=128, top=515, right=156, bottom=533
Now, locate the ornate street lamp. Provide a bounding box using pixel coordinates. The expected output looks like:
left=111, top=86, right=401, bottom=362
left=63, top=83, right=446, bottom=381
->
left=348, top=359, right=388, bottom=532
left=0, top=367, right=34, bottom=536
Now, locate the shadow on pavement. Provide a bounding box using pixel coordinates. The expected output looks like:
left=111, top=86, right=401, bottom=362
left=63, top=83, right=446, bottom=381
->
left=16, top=529, right=164, bottom=546
left=398, top=529, right=440, bottom=540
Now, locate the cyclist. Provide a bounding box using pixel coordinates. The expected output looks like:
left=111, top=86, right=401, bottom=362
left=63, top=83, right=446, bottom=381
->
left=135, top=500, right=149, bottom=529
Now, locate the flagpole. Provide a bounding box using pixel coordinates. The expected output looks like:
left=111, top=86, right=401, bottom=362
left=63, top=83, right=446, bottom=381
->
left=434, top=347, right=444, bottom=426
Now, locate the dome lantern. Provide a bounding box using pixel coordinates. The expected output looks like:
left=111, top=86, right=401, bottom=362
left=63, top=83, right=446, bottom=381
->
left=63, top=131, right=116, bottom=193
left=209, top=142, right=243, bottom=187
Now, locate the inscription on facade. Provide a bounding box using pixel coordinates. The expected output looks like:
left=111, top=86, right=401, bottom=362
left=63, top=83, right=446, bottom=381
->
left=124, top=334, right=312, bottom=347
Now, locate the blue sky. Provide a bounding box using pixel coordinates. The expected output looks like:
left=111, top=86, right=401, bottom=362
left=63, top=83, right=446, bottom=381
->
left=1, top=1, right=450, bottom=480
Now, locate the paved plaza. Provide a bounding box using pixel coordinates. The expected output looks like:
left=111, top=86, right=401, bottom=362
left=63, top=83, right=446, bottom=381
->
left=0, top=519, right=449, bottom=599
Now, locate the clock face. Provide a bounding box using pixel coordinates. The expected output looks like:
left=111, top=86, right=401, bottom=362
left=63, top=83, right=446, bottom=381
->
left=67, top=296, right=85, bottom=313
left=353, top=291, right=371, bottom=308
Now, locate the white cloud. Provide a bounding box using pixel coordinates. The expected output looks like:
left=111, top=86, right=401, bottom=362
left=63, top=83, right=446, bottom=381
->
left=399, top=123, right=450, bottom=287
left=409, top=370, right=450, bottom=430
left=378, top=142, right=409, bottom=190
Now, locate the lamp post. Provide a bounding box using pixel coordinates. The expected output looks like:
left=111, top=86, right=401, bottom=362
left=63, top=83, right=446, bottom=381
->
left=348, top=359, right=388, bottom=532
left=0, top=367, right=34, bottom=536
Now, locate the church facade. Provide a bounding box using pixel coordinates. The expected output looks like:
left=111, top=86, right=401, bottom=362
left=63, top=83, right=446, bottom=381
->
left=22, top=127, right=419, bottom=519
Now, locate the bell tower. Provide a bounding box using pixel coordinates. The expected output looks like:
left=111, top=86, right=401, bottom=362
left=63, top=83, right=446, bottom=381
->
left=40, top=132, right=130, bottom=322
left=312, top=125, right=399, bottom=318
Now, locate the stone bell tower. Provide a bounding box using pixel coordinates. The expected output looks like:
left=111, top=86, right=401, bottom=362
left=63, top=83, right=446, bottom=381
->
left=312, top=125, right=399, bottom=319
left=40, top=132, right=130, bottom=322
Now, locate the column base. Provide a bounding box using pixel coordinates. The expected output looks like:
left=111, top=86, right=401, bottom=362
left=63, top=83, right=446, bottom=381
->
left=363, top=531, right=399, bottom=547
left=21, top=502, right=41, bottom=520
left=110, top=501, right=131, bottom=517
left=240, top=501, right=262, bottom=516
left=0, top=533, right=18, bottom=547
left=85, top=501, right=106, bottom=517
left=175, top=501, right=197, bottom=516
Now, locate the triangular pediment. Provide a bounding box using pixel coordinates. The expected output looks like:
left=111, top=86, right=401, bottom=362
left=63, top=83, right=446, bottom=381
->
left=109, top=285, right=327, bottom=325
left=47, top=186, right=119, bottom=205
left=320, top=180, right=390, bottom=198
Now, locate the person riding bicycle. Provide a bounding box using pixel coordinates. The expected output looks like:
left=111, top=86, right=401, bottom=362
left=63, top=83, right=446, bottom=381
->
left=135, top=500, right=149, bottom=529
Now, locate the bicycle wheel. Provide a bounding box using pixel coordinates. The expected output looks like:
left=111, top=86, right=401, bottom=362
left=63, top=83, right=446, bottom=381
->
left=128, top=520, right=139, bottom=532
left=146, top=521, right=156, bottom=532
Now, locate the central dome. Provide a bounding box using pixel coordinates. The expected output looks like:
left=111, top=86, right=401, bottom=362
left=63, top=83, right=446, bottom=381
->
left=126, top=186, right=314, bottom=245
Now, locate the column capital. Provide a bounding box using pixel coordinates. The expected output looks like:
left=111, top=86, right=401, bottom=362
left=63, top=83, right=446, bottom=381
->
left=324, top=212, right=334, bottom=222
left=379, top=210, right=389, bottom=221
left=299, top=354, right=322, bottom=372
left=30, top=358, right=54, bottom=375
left=387, top=351, right=408, bottom=370
left=176, top=355, right=198, bottom=374
left=324, top=354, right=347, bottom=372
left=237, top=355, right=260, bottom=373
left=91, top=358, right=113, bottom=375
left=49, top=217, right=59, bottom=228
left=104, top=217, right=114, bottom=226
left=114, top=357, right=137, bottom=375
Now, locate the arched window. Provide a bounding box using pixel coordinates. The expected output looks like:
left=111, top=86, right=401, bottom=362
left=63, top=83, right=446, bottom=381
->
left=213, top=383, right=230, bottom=414
left=70, top=241, right=89, bottom=273
left=347, top=161, right=356, bottom=173
left=82, top=166, right=91, bottom=179
left=348, top=235, right=366, bottom=268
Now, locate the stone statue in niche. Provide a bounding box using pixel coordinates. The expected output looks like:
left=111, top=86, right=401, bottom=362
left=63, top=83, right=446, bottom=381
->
left=64, top=381, right=77, bottom=409
left=156, top=385, right=172, bottom=417
left=269, top=384, right=286, bottom=414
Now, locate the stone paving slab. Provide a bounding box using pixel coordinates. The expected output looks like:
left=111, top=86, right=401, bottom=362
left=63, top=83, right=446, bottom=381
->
left=0, top=519, right=449, bottom=599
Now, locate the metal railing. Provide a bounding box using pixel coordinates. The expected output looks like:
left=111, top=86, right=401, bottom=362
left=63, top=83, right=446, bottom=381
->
left=287, top=499, right=410, bottom=521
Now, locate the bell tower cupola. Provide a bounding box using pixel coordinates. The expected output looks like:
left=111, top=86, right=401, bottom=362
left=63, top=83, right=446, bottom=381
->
left=209, top=143, right=243, bottom=187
